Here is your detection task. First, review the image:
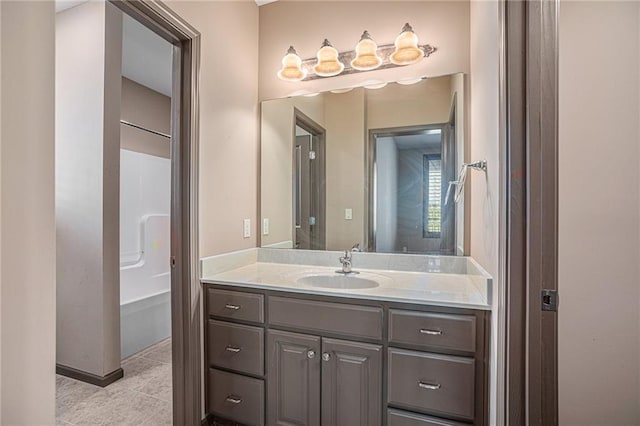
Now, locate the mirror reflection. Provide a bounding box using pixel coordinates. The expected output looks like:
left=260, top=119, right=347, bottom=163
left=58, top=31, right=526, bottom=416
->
left=261, top=73, right=466, bottom=255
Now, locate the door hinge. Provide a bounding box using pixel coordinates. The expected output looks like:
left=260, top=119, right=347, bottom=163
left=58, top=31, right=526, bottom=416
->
left=541, top=289, right=558, bottom=312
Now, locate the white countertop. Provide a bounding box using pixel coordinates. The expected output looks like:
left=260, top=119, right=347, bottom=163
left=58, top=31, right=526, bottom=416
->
left=201, top=262, right=491, bottom=310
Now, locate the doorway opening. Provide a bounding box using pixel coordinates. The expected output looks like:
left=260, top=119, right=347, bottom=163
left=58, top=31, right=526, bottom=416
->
left=293, top=109, right=326, bottom=250
left=54, top=1, right=201, bottom=424
left=368, top=122, right=457, bottom=255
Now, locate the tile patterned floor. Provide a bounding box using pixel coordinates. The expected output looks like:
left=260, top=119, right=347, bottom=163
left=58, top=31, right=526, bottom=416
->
left=57, top=338, right=172, bottom=426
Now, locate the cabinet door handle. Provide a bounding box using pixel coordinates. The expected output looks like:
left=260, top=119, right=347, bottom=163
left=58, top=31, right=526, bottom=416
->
left=225, top=345, right=242, bottom=353
left=419, top=328, right=443, bottom=336
left=225, top=395, right=242, bottom=404
left=418, top=381, right=442, bottom=390
left=224, top=304, right=241, bottom=310
left=322, top=352, right=331, bottom=362
left=307, top=350, right=316, bottom=359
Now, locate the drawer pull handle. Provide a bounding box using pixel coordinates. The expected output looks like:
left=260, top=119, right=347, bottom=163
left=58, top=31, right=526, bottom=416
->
left=419, top=328, right=443, bottom=336
left=225, top=345, right=242, bottom=353
left=418, top=382, right=442, bottom=390
left=225, top=395, right=242, bottom=404
left=224, top=304, right=241, bottom=310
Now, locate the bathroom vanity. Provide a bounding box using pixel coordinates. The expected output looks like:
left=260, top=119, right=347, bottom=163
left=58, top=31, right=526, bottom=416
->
left=201, top=257, right=490, bottom=426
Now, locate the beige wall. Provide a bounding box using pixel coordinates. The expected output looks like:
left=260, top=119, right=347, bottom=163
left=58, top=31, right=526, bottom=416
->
left=325, top=89, right=366, bottom=250
left=258, top=1, right=470, bottom=100
left=1, top=1, right=56, bottom=423
left=559, top=2, right=640, bottom=424
left=167, top=1, right=259, bottom=258
left=367, top=76, right=452, bottom=130
left=56, top=1, right=122, bottom=378
left=121, top=77, right=171, bottom=158
left=469, top=1, right=500, bottom=423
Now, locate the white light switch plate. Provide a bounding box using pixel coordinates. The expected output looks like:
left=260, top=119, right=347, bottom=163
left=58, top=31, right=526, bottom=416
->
left=263, top=218, right=269, bottom=235
left=243, top=219, right=251, bottom=238
left=345, top=208, right=353, bottom=220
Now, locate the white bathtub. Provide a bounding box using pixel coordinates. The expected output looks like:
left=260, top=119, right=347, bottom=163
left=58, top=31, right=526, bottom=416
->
left=120, top=214, right=171, bottom=359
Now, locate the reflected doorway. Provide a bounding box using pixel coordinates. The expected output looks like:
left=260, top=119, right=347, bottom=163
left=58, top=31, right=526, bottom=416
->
left=294, top=109, right=326, bottom=250
left=368, top=122, right=457, bottom=255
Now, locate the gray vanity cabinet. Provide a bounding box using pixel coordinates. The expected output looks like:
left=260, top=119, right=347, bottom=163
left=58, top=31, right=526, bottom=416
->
left=266, top=331, right=382, bottom=426
left=321, top=338, right=382, bottom=426
left=203, top=283, right=489, bottom=426
left=267, top=330, right=321, bottom=426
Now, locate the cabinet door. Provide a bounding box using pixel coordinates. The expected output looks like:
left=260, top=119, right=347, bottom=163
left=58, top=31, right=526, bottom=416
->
left=267, top=330, right=321, bottom=426
left=321, top=338, right=382, bottom=426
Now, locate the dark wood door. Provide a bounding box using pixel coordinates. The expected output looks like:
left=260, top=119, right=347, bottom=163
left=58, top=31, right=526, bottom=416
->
left=267, top=330, right=321, bottom=426
left=320, top=338, right=382, bottom=426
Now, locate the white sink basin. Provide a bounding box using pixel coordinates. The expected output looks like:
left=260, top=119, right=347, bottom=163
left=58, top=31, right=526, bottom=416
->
left=297, top=274, right=380, bottom=289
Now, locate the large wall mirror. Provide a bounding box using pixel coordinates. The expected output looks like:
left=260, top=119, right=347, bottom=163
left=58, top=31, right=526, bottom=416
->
left=260, top=73, right=467, bottom=255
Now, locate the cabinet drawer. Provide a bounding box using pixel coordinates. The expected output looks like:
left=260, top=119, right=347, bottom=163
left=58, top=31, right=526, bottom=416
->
left=269, top=296, right=383, bottom=340
left=207, top=287, right=264, bottom=323
left=388, top=409, right=468, bottom=426
left=208, top=368, right=264, bottom=426
left=208, top=320, right=264, bottom=376
left=389, top=310, right=476, bottom=353
left=388, top=348, right=475, bottom=420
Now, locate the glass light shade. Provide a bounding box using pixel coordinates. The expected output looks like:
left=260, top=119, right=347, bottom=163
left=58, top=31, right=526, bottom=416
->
left=277, top=46, right=307, bottom=82
left=330, top=87, right=354, bottom=94
left=390, top=23, right=424, bottom=66
left=313, top=39, right=345, bottom=77
left=363, top=81, right=387, bottom=89
left=351, top=31, right=382, bottom=71
left=397, top=77, right=424, bottom=85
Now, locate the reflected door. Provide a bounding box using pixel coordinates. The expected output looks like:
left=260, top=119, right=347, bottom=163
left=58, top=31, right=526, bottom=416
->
left=294, top=132, right=326, bottom=250
left=295, top=135, right=313, bottom=249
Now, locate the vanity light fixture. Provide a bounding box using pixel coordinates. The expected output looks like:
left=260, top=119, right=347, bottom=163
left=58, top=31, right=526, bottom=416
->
left=390, top=23, right=424, bottom=66
left=277, top=46, right=307, bottom=82
left=351, top=31, right=383, bottom=71
left=277, top=23, right=436, bottom=82
left=313, top=39, right=345, bottom=77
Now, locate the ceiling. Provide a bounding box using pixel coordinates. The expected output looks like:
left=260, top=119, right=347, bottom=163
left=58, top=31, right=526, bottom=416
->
left=377, top=130, right=442, bottom=151
left=122, top=14, right=173, bottom=97
left=389, top=131, right=442, bottom=151
left=56, top=1, right=173, bottom=97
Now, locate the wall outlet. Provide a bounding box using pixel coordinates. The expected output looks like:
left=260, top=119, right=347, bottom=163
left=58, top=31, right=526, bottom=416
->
left=345, top=208, right=353, bottom=220
left=243, top=219, right=251, bottom=238
left=263, top=218, right=269, bottom=235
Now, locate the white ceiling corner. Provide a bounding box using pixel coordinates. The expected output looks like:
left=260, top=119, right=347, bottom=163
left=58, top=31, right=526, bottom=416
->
left=121, top=14, right=173, bottom=97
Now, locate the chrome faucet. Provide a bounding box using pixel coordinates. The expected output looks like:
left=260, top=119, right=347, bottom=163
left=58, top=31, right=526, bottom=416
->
left=336, top=250, right=359, bottom=274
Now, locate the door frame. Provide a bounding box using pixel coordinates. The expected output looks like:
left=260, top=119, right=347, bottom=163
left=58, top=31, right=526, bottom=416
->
left=109, top=1, right=202, bottom=424
left=366, top=124, right=453, bottom=253
left=502, top=0, right=559, bottom=423
left=292, top=108, right=327, bottom=250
